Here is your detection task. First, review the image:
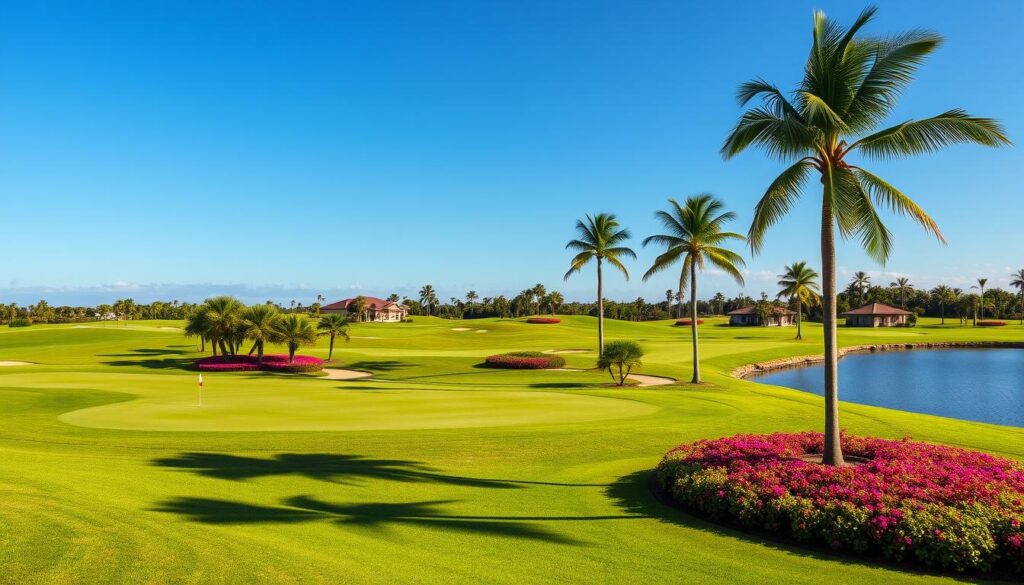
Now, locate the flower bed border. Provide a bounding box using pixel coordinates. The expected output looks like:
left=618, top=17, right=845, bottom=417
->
left=674, top=319, right=705, bottom=326
left=484, top=351, right=566, bottom=369
left=977, top=321, right=1008, bottom=327
left=526, top=317, right=561, bottom=324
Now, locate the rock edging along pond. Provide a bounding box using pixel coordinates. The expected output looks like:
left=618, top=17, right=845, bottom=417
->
left=731, top=341, right=1024, bottom=379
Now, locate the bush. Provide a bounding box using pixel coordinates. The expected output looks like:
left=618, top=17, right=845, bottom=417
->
left=526, top=317, right=561, bottom=324
left=657, top=433, right=1024, bottom=576
left=196, top=354, right=324, bottom=373
left=977, top=321, right=1008, bottom=327
left=674, top=319, right=704, bottom=326
left=484, top=351, right=565, bottom=369
left=8, top=318, right=31, bottom=328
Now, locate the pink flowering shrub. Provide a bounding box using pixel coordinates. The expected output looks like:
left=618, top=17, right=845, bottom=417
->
left=484, top=352, right=566, bottom=369
left=526, top=317, right=561, bottom=324
left=657, top=433, right=1024, bottom=575
left=674, top=319, right=705, bottom=326
left=977, top=321, right=1008, bottom=327
left=195, top=354, right=323, bottom=373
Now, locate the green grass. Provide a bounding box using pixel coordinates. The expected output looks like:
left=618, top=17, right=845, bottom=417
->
left=1, top=316, right=1022, bottom=584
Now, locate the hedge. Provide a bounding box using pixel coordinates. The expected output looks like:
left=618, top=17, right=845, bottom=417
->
left=674, top=319, right=705, bottom=326
left=526, top=317, right=561, bottom=324
left=977, top=321, right=1008, bottom=327
left=484, top=351, right=566, bottom=369
left=196, top=354, right=324, bottom=373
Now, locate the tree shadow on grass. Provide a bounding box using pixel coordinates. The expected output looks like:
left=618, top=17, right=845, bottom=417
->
left=345, top=360, right=416, bottom=372
left=152, top=496, right=586, bottom=544
left=98, top=347, right=193, bottom=358
left=605, top=471, right=995, bottom=583
left=153, top=452, right=610, bottom=489
left=529, top=382, right=590, bottom=389
left=102, top=357, right=196, bottom=370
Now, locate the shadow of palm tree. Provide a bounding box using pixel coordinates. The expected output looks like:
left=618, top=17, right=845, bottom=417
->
left=102, top=357, right=196, bottom=370
left=98, top=348, right=193, bottom=358
left=346, top=361, right=416, bottom=372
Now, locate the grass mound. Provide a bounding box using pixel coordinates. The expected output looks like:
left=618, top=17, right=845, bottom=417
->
left=657, top=432, right=1024, bottom=576
left=484, top=351, right=566, bottom=369
left=195, top=354, right=324, bottom=373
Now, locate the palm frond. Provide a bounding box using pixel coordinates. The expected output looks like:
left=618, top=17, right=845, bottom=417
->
left=852, top=109, right=1011, bottom=159
left=852, top=167, right=944, bottom=243
left=748, top=160, right=813, bottom=254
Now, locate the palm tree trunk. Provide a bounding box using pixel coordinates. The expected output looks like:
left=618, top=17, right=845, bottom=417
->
left=940, top=302, right=945, bottom=325
left=820, top=191, right=844, bottom=466
left=328, top=334, right=335, bottom=361
left=690, top=260, right=700, bottom=384
left=796, top=301, right=802, bottom=340
left=1020, top=292, right=1023, bottom=325
left=597, top=258, right=605, bottom=357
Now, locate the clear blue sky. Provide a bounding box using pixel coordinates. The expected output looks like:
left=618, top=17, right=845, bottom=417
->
left=1, top=1, right=1020, bottom=305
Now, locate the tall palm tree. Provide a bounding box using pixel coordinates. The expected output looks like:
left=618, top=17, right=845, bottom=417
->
left=564, top=213, right=636, bottom=356
left=1011, top=269, right=1024, bottom=325
left=642, top=195, right=745, bottom=383
left=317, top=313, right=351, bottom=361
left=930, top=284, right=954, bottom=325
left=184, top=307, right=211, bottom=354
left=890, top=276, right=913, bottom=309
left=712, top=292, right=726, bottom=316
left=242, top=303, right=280, bottom=363
left=273, top=314, right=319, bottom=364
left=972, top=278, right=989, bottom=321
left=723, top=7, right=1008, bottom=465
left=465, top=291, right=478, bottom=317
left=778, top=261, right=821, bottom=340
left=850, top=272, right=872, bottom=304
left=418, top=285, right=437, bottom=317
left=203, top=296, right=244, bottom=358
left=546, top=291, right=564, bottom=316
left=531, top=284, right=546, bottom=315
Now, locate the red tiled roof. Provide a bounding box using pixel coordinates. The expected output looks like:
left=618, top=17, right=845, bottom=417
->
left=841, top=302, right=911, bottom=316
left=727, top=306, right=796, bottom=316
left=321, top=297, right=405, bottom=311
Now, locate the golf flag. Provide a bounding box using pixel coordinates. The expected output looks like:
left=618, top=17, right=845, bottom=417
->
left=198, top=373, right=204, bottom=387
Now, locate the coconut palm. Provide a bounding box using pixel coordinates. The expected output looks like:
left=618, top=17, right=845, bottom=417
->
left=972, top=278, right=989, bottom=321
left=930, top=284, right=954, bottom=325
left=184, top=307, right=211, bottom=354
left=242, top=303, right=280, bottom=363
left=317, top=313, right=351, bottom=361
left=273, top=314, right=319, bottom=364
left=890, top=277, right=913, bottom=309
left=723, top=7, right=1009, bottom=464
left=777, top=261, right=821, bottom=340
left=202, top=296, right=244, bottom=358
left=546, top=291, right=564, bottom=316
left=564, top=213, right=636, bottom=356
left=849, top=272, right=872, bottom=304
left=642, top=195, right=745, bottom=383
left=418, top=285, right=437, bottom=317
left=465, top=291, right=478, bottom=316
left=1011, top=269, right=1024, bottom=325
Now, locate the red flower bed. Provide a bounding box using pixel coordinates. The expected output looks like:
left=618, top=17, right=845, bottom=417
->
left=977, top=321, right=1008, bottom=327
left=658, top=433, right=1024, bottom=575
left=674, top=319, right=705, bottom=326
left=196, top=354, right=324, bottom=373
left=484, top=351, right=566, bottom=369
left=526, top=317, right=561, bottom=324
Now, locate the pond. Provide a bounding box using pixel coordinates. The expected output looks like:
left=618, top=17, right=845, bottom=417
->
left=752, top=348, right=1024, bottom=427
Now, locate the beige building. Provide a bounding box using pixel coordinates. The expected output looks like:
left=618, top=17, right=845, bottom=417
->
left=727, top=306, right=796, bottom=327
left=842, top=302, right=911, bottom=327
left=321, top=296, right=408, bottom=322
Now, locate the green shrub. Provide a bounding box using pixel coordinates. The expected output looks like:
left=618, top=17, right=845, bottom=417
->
left=8, top=318, right=31, bottom=328
left=597, top=340, right=643, bottom=386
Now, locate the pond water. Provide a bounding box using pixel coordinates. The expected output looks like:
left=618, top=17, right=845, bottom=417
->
left=752, top=348, right=1024, bottom=427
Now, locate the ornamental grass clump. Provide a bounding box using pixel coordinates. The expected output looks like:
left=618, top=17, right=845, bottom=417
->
left=657, top=432, right=1024, bottom=575
left=484, top=352, right=565, bottom=369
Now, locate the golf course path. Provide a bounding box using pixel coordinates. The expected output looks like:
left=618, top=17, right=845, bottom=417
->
left=0, top=361, right=32, bottom=366
left=626, top=374, right=676, bottom=387
left=320, top=368, right=373, bottom=381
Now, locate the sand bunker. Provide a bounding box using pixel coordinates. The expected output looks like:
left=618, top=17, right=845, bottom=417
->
left=451, top=327, right=471, bottom=332
left=352, top=336, right=382, bottom=339
left=0, top=361, right=33, bottom=367
left=320, top=368, right=373, bottom=381
left=474, top=329, right=488, bottom=333
left=543, top=349, right=590, bottom=354
left=626, top=374, right=676, bottom=387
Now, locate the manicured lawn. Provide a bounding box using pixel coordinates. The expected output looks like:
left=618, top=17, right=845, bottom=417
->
left=0, top=316, right=1022, bottom=583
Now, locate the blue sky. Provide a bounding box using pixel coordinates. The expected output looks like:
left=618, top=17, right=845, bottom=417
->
left=1, top=1, right=1020, bottom=305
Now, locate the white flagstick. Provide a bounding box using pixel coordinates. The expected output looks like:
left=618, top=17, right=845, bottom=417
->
left=197, top=373, right=204, bottom=407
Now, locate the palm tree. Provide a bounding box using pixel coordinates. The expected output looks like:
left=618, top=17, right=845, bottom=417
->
left=723, top=7, right=1009, bottom=465
left=778, top=261, right=821, bottom=340
left=850, top=272, right=872, bottom=304
left=972, top=278, right=989, bottom=321
left=564, top=213, right=636, bottom=356
left=546, top=291, right=564, bottom=316
left=712, top=292, right=726, bottom=316
left=890, top=277, right=913, bottom=309
left=273, top=314, right=318, bottom=364
left=465, top=291, right=479, bottom=317
left=1011, top=269, right=1024, bottom=325
left=930, top=285, right=954, bottom=325
left=242, top=303, right=280, bottom=363
left=531, top=284, right=546, bottom=315
left=387, top=293, right=400, bottom=303
left=642, top=195, right=745, bottom=383
left=184, top=307, right=211, bottom=354
left=203, top=296, right=244, bottom=358
left=418, top=285, right=437, bottom=317
left=317, top=313, right=351, bottom=361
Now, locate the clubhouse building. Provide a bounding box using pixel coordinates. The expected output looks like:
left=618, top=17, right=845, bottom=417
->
left=842, top=302, right=911, bottom=327
left=321, top=296, right=409, bottom=322
left=727, top=306, right=796, bottom=327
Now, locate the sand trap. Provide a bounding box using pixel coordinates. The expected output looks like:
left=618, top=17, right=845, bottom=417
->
left=543, top=349, right=590, bottom=354
left=451, top=327, right=471, bottom=332
left=474, top=329, right=488, bottom=333
left=320, top=368, right=373, bottom=381
left=352, top=336, right=382, bottom=339
left=0, top=361, right=33, bottom=367
left=627, top=374, right=676, bottom=387
left=158, top=327, right=180, bottom=330
left=552, top=367, right=586, bottom=372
